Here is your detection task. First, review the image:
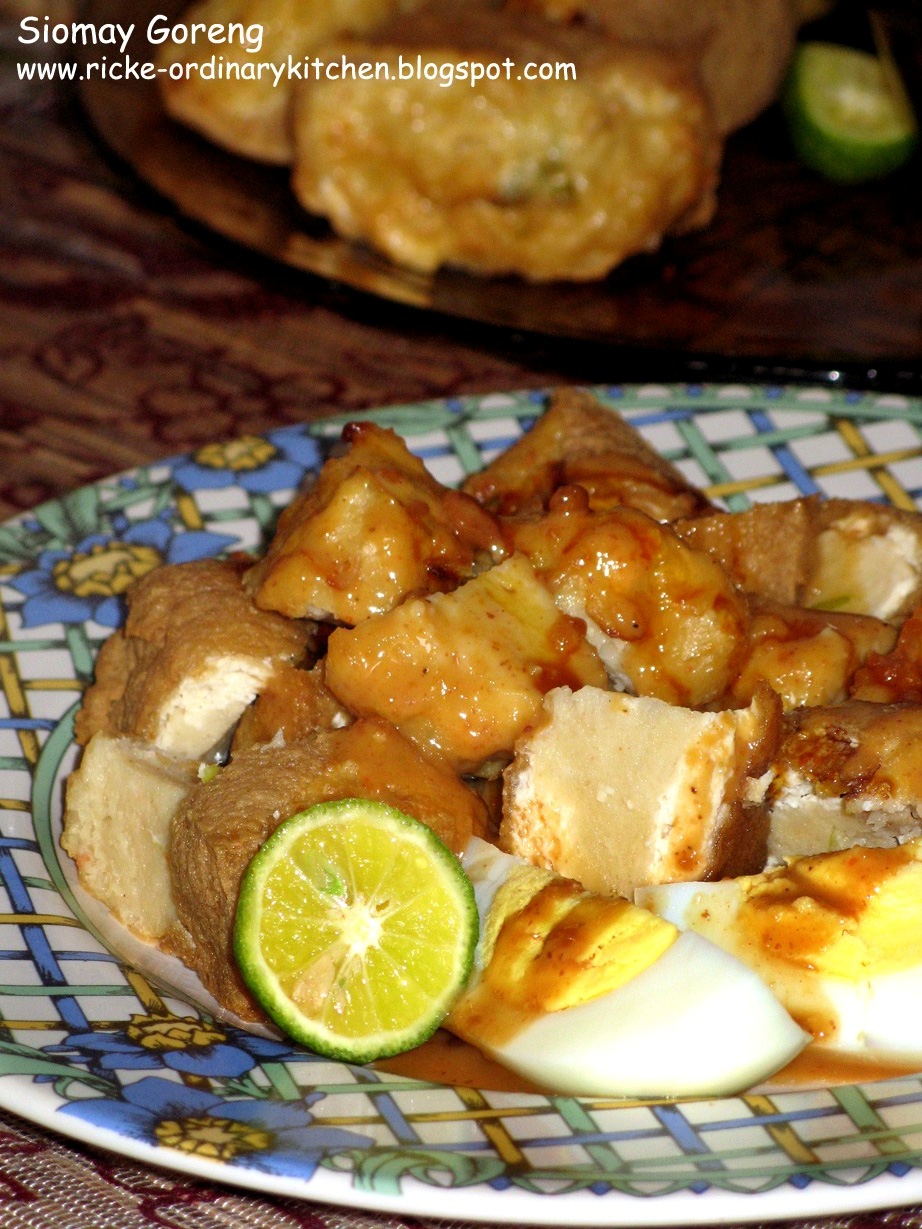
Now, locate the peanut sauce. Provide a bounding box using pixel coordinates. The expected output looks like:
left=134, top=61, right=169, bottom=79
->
left=739, top=843, right=914, bottom=969
left=770, top=1047, right=922, bottom=1089
left=376, top=1030, right=540, bottom=1093
left=377, top=1033, right=922, bottom=1096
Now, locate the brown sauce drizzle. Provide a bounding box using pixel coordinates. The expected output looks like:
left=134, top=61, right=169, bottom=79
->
left=377, top=1033, right=922, bottom=1097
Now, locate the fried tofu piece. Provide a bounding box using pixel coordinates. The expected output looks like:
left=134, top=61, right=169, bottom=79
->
left=505, top=0, right=799, bottom=135
left=675, top=501, right=813, bottom=607
left=727, top=598, right=897, bottom=711
left=229, top=662, right=350, bottom=754
left=168, top=719, right=489, bottom=1019
left=501, top=685, right=780, bottom=897
left=157, top=0, right=415, bottom=164
left=767, top=701, right=922, bottom=862
left=291, top=0, right=720, bottom=281
left=246, top=422, right=503, bottom=624
left=62, top=734, right=199, bottom=942
left=464, top=387, right=714, bottom=520
left=804, top=500, right=922, bottom=623
left=509, top=491, right=749, bottom=707
left=324, top=554, right=608, bottom=775
left=677, top=497, right=922, bottom=622
left=75, top=557, right=311, bottom=759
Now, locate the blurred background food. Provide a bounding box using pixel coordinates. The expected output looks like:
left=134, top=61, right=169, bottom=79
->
left=290, top=1, right=721, bottom=280
left=154, top=0, right=860, bottom=281
left=158, top=0, right=418, bottom=163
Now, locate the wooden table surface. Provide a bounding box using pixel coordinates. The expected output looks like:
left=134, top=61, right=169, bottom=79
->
left=2, top=6, right=922, bottom=1226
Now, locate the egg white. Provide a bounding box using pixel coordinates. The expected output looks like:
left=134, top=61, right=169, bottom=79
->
left=454, top=840, right=808, bottom=1098
left=637, top=878, right=922, bottom=1063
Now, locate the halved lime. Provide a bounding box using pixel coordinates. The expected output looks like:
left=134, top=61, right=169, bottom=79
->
left=233, top=799, right=478, bottom=1063
left=783, top=42, right=917, bottom=183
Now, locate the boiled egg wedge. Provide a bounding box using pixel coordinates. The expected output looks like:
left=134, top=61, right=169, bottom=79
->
left=637, top=838, right=922, bottom=1062
left=449, top=839, right=808, bottom=1098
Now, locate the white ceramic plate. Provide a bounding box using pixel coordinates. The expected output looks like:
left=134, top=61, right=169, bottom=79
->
left=4, top=384, right=922, bottom=1226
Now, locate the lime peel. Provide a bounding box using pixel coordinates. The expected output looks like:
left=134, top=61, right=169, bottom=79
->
left=783, top=41, right=918, bottom=183
left=233, top=798, right=478, bottom=1063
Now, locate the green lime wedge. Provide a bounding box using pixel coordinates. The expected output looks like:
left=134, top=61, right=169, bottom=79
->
left=233, top=799, right=478, bottom=1063
left=783, top=41, right=917, bottom=183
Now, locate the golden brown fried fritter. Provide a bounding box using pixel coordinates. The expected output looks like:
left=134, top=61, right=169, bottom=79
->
left=727, top=598, right=897, bottom=711
left=246, top=422, right=503, bottom=624
left=464, top=386, right=715, bottom=520
left=157, top=0, right=417, bottom=163
left=291, top=0, right=720, bottom=281
left=508, top=492, right=750, bottom=708
left=323, top=554, right=607, bottom=775
left=767, top=700, right=922, bottom=861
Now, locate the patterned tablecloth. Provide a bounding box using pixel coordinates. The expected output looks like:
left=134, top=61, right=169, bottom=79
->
left=3, top=7, right=922, bottom=1227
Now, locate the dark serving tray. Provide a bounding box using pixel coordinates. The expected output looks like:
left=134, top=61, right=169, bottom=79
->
left=78, top=0, right=922, bottom=385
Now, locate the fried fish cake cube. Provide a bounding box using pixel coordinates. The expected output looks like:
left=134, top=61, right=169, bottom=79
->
left=246, top=422, right=503, bottom=624
left=464, top=387, right=714, bottom=520
left=767, top=701, right=922, bottom=862
left=74, top=557, right=312, bottom=759
left=677, top=498, right=922, bottom=623
left=505, top=0, right=799, bottom=135
left=157, top=0, right=414, bottom=164
left=291, top=1, right=720, bottom=281
left=727, top=598, right=897, bottom=712
left=324, top=554, right=608, bottom=775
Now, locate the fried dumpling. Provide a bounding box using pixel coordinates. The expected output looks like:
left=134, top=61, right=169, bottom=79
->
left=291, top=0, right=720, bottom=281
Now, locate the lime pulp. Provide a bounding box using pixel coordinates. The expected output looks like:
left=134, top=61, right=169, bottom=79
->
left=233, top=798, right=478, bottom=1063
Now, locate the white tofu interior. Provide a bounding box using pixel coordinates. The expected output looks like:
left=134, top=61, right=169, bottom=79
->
left=806, top=517, right=922, bottom=621
left=62, top=734, right=197, bottom=940
left=501, top=686, right=768, bottom=897
left=154, top=655, right=275, bottom=758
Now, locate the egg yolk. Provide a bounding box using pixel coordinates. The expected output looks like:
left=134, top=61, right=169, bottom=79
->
left=451, top=875, right=678, bottom=1046
left=739, top=840, right=922, bottom=979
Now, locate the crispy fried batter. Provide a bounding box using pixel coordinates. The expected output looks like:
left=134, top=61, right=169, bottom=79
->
left=768, top=701, right=922, bottom=860
left=246, top=422, right=503, bottom=624
left=75, top=557, right=311, bottom=758
left=291, top=0, right=720, bottom=281
left=168, top=719, right=489, bottom=1019
left=324, top=554, right=607, bottom=775
left=509, top=489, right=749, bottom=707
left=726, top=597, right=897, bottom=711
left=464, top=387, right=714, bottom=520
